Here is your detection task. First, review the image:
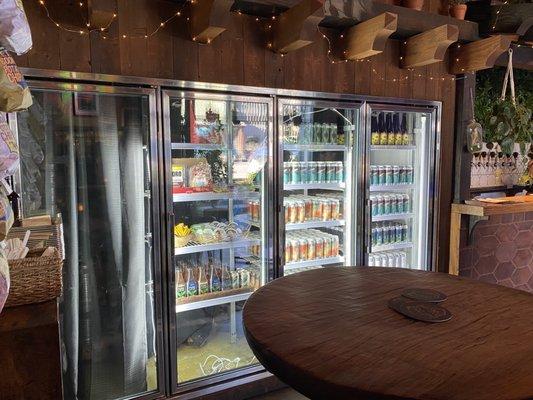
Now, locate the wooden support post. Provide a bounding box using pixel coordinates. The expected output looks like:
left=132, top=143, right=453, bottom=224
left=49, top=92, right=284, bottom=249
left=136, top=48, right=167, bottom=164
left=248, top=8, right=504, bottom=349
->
left=270, top=0, right=324, bottom=54
left=401, top=24, right=458, bottom=68
left=189, top=0, right=234, bottom=44
left=449, top=210, right=461, bottom=276
left=339, top=13, right=398, bottom=60
left=450, top=35, right=512, bottom=74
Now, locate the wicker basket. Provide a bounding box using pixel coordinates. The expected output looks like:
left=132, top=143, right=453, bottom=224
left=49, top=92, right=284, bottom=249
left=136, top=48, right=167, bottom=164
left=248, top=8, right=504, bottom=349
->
left=5, top=248, right=63, bottom=308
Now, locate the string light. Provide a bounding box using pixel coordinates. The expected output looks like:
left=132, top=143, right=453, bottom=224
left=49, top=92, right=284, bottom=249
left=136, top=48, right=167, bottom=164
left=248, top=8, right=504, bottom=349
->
left=36, top=0, right=190, bottom=40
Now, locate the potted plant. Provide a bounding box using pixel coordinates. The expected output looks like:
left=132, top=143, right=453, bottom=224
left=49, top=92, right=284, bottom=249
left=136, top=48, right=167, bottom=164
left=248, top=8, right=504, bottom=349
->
left=449, top=0, right=467, bottom=19
left=402, top=0, right=424, bottom=11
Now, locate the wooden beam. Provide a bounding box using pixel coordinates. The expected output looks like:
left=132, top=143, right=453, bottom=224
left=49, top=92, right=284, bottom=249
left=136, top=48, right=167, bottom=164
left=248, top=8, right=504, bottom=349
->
left=87, top=0, right=116, bottom=28
left=401, top=24, right=458, bottom=68
left=339, top=12, right=397, bottom=60
left=189, top=0, right=234, bottom=44
left=270, top=0, right=324, bottom=53
left=450, top=35, right=512, bottom=74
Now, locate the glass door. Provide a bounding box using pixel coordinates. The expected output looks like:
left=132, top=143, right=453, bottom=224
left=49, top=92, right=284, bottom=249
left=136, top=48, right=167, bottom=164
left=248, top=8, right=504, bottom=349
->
left=278, top=99, right=361, bottom=276
left=365, top=104, right=437, bottom=270
left=163, top=91, right=273, bottom=387
left=11, top=83, right=163, bottom=400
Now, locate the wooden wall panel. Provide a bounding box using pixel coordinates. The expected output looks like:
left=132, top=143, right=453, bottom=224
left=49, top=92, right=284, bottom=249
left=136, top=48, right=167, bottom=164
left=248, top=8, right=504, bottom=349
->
left=16, top=0, right=457, bottom=271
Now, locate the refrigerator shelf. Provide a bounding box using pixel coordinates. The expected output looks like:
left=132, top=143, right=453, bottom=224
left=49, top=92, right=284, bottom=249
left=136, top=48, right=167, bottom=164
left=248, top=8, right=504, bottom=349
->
left=370, top=184, right=415, bottom=192
left=283, top=144, right=347, bottom=152
left=176, top=290, right=252, bottom=313
left=371, top=213, right=413, bottom=222
left=284, top=182, right=345, bottom=191
left=171, top=143, right=227, bottom=151
left=174, top=238, right=260, bottom=255
left=370, top=145, right=416, bottom=151
left=173, top=190, right=259, bottom=202
left=285, top=256, right=345, bottom=271
left=372, top=242, right=413, bottom=252
left=285, top=219, right=345, bottom=230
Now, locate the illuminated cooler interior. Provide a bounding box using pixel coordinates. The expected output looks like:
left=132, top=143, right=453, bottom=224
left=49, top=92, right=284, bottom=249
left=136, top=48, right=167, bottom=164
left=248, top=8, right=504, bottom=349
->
left=368, top=110, right=432, bottom=270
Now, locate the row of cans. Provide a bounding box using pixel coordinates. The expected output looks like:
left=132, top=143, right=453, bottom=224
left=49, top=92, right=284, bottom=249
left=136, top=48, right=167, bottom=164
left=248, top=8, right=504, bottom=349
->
left=284, top=195, right=341, bottom=223
left=285, top=229, right=340, bottom=264
left=369, top=251, right=408, bottom=268
left=371, top=222, right=410, bottom=247
left=284, top=161, right=344, bottom=184
left=370, top=194, right=411, bottom=216
left=283, top=122, right=340, bottom=145
left=369, top=165, right=414, bottom=186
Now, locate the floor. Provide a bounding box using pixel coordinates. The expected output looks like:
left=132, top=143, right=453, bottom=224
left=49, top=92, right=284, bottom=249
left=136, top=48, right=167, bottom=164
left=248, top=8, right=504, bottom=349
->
left=250, top=388, right=308, bottom=400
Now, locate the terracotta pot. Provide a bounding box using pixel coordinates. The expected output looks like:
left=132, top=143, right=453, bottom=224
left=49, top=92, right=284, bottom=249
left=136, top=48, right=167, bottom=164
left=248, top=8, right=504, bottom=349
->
left=402, top=0, right=424, bottom=10
left=450, top=4, right=467, bottom=19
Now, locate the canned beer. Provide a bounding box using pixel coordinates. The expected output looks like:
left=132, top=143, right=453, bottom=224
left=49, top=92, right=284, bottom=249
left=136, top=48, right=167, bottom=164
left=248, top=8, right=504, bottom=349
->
left=299, top=239, right=308, bottom=261
left=291, top=161, right=301, bottom=184
left=331, top=199, right=340, bottom=220
left=395, top=224, right=403, bottom=243
left=385, top=165, right=393, bottom=185
left=383, top=195, right=391, bottom=215
left=317, top=162, right=327, bottom=183
left=400, top=252, right=407, bottom=268
left=376, top=195, right=384, bottom=215
left=403, top=194, right=411, bottom=213
left=371, top=227, right=377, bottom=246
left=285, top=241, right=292, bottom=263
left=375, top=226, right=383, bottom=246
left=297, top=200, right=305, bottom=223
left=406, top=166, right=414, bottom=184
left=378, top=166, right=386, bottom=185
left=368, top=254, right=375, bottom=266
left=308, top=161, right=318, bottom=183
left=380, top=254, right=388, bottom=267
left=370, top=196, right=377, bottom=216
left=289, top=200, right=298, bottom=223
left=300, top=162, right=308, bottom=184
left=315, top=237, right=324, bottom=258
left=393, top=165, right=400, bottom=184
left=322, top=200, right=332, bottom=221
left=399, top=166, right=407, bottom=184
left=313, top=199, right=322, bottom=220
left=323, top=236, right=332, bottom=258
left=283, top=162, right=292, bottom=184
left=307, top=239, right=316, bottom=260
left=291, top=239, right=299, bottom=262
left=336, top=162, right=344, bottom=183
left=332, top=236, right=339, bottom=256
left=390, top=195, right=398, bottom=214
left=387, top=253, right=395, bottom=267
left=402, top=224, right=409, bottom=241
left=326, top=162, right=337, bottom=183
left=370, top=166, right=378, bottom=185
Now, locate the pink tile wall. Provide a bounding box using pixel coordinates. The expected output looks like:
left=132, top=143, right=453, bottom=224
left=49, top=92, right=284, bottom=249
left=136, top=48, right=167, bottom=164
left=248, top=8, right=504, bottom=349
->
left=459, top=212, right=533, bottom=293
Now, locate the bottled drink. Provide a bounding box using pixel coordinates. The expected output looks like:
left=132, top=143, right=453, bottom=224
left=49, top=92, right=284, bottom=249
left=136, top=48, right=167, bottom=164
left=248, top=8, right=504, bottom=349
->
left=371, top=115, right=380, bottom=145
left=394, top=113, right=403, bottom=145
left=378, top=113, right=388, bottom=145
left=386, top=113, right=395, bottom=145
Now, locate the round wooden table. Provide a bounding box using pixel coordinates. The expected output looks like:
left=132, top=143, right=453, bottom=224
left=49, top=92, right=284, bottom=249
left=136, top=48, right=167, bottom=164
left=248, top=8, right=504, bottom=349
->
left=243, top=267, right=533, bottom=400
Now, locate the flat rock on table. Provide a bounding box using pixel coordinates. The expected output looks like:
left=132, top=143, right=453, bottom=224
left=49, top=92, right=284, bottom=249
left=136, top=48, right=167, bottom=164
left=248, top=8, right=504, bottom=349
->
left=243, top=267, right=533, bottom=400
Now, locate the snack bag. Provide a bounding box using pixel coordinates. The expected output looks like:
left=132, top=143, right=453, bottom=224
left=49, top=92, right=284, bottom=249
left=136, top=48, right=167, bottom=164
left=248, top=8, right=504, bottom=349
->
left=0, top=113, right=19, bottom=179
left=0, top=49, right=32, bottom=112
left=0, top=246, right=9, bottom=313
left=0, top=0, right=33, bottom=55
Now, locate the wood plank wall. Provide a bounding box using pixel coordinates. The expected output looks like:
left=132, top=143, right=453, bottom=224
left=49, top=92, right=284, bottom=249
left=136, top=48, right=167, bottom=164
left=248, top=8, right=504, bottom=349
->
left=14, top=0, right=456, bottom=272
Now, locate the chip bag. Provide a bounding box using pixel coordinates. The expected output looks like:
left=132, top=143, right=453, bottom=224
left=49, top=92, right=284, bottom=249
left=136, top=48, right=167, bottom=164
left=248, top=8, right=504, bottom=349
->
left=0, top=0, right=33, bottom=55
left=0, top=113, right=19, bottom=179
left=0, top=49, right=32, bottom=112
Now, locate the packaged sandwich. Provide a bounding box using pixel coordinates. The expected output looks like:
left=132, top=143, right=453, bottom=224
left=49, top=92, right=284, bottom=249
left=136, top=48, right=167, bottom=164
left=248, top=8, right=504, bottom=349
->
left=0, top=0, right=33, bottom=55
left=0, top=49, right=32, bottom=112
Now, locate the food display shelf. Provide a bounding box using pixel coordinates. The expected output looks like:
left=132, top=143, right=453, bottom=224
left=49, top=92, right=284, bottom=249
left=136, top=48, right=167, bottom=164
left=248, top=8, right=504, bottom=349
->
left=283, top=144, right=347, bottom=152
left=369, top=184, right=415, bottom=192
left=371, top=213, right=413, bottom=222
left=176, top=291, right=252, bottom=313
left=174, top=238, right=260, bottom=255
left=284, top=256, right=345, bottom=271
left=171, top=143, right=227, bottom=151
left=371, top=242, right=413, bottom=252
left=370, top=145, right=416, bottom=151
left=173, top=190, right=260, bottom=202
left=286, top=220, right=345, bottom=230
left=284, top=183, right=345, bottom=191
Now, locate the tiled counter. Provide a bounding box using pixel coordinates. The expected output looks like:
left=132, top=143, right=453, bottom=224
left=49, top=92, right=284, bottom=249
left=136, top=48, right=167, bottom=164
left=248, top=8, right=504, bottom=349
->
left=449, top=201, right=533, bottom=293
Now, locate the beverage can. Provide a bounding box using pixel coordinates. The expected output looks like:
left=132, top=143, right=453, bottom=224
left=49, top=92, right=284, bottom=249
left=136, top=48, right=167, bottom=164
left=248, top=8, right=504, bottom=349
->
left=330, top=124, right=338, bottom=144
left=393, top=165, right=400, bottom=184
left=400, top=252, right=407, bottom=268
left=403, top=194, right=411, bottom=213
left=368, top=254, right=375, bottom=266
left=323, top=236, right=332, bottom=258
left=375, top=226, right=383, bottom=245
left=373, top=254, right=381, bottom=267
left=376, top=195, right=384, bottom=215
left=283, top=162, right=291, bottom=184
left=396, top=224, right=403, bottom=243
left=317, top=162, right=327, bottom=183
left=336, top=161, right=344, bottom=183
left=390, top=195, right=397, bottom=214
left=406, top=166, right=414, bottom=184
left=383, top=195, right=391, bottom=215
left=308, top=161, right=318, bottom=183
left=297, top=200, right=305, bottom=223
left=399, top=165, right=406, bottom=184
left=331, top=199, right=340, bottom=220
left=299, top=239, right=308, bottom=261
left=315, top=237, right=324, bottom=258
left=291, top=239, right=300, bottom=262
left=387, top=253, right=395, bottom=267
left=385, top=165, right=393, bottom=185
left=285, top=241, right=292, bottom=263
left=380, top=254, right=388, bottom=267
left=300, top=162, right=308, bottom=184
left=312, top=199, right=322, bottom=220
left=289, top=200, right=298, bottom=223
left=370, top=166, right=378, bottom=185
left=322, top=200, right=332, bottom=221
left=307, top=239, right=316, bottom=260
left=371, top=227, right=377, bottom=246
left=291, top=161, right=301, bottom=184
left=378, top=166, right=386, bottom=185
left=370, top=196, right=378, bottom=216
left=326, top=162, right=337, bottom=183
left=304, top=198, right=313, bottom=220
left=332, top=236, right=339, bottom=256
left=402, top=224, right=409, bottom=242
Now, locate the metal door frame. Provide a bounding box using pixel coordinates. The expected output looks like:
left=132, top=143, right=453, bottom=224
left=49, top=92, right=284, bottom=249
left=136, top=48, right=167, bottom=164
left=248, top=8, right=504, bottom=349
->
left=9, top=79, right=167, bottom=400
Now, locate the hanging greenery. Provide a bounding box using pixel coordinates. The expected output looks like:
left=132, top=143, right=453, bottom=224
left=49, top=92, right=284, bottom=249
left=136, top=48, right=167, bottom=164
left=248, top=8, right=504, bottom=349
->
left=475, top=67, right=533, bottom=155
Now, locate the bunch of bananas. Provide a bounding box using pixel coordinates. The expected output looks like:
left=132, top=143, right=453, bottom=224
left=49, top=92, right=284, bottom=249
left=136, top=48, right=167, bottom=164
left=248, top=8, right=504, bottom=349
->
left=174, top=223, right=191, bottom=237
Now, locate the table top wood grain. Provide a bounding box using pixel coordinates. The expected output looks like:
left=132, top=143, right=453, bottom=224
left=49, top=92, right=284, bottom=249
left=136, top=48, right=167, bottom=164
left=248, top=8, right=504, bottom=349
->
left=243, top=267, right=533, bottom=400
